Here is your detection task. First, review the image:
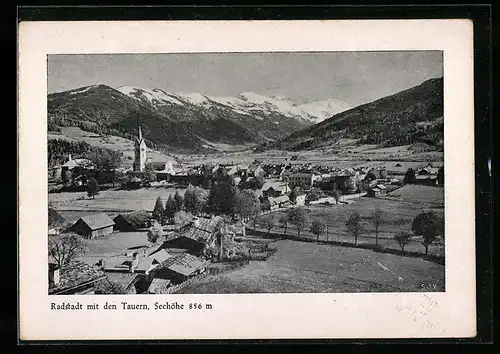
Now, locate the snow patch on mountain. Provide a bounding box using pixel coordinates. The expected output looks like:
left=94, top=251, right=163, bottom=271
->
left=118, top=86, right=185, bottom=106
left=69, top=85, right=99, bottom=95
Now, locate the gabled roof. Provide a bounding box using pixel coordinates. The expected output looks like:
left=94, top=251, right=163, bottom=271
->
left=113, top=210, right=150, bottom=228
left=172, top=216, right=222, bottom=244
left=49, top=261, right=106, bottom=294
left=77, top=213, right=115, bottom=230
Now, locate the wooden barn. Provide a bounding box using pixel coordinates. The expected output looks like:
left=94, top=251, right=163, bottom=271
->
left=70, top=213, right=115, bottom=239
left=113, top=210, right=151, bottom=231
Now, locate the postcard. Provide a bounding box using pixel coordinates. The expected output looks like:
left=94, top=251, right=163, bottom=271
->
left=18, top=19, right=476, bottom=340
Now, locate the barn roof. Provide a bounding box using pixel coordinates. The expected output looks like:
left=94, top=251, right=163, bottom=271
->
left=113, top=210, right=151, bottom=228
left=78, top=213, right=115, bottom=231
left=104, top=273, right=138, bottom=291
left=49, top=261, right=106, bottom=294
left=159, top=253, right=206, bottom=277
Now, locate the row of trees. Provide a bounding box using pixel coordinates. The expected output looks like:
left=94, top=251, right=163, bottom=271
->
left=251, top=207, right=444, bottom=256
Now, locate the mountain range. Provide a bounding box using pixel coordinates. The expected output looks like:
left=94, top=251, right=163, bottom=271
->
left=256, top=77, right=444, bottom=152
left=48, top=77, right=443, bottom=154
left=48, top=84, right=352, bottom=152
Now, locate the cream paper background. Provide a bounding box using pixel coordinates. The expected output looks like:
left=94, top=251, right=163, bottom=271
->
left=18, top=20, right=475, bottom=340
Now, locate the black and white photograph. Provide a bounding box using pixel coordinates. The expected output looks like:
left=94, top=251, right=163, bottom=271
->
left=46, top=51, right=446, bottom=296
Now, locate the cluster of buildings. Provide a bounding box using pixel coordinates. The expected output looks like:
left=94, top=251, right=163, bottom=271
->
left=48, top=209, right=247, bottom=295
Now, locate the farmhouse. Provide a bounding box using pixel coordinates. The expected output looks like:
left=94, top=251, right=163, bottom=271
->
left=70, top=213, right=115, bottom=239
left=113, top=210, right=151, bottom=231
left=48, top=261, right=107, bottom=295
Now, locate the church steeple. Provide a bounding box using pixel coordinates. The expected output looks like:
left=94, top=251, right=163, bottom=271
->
left=133, top=125, right=147, bottom=172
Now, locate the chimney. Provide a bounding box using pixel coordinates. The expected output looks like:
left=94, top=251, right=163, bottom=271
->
left=48, top=263, right=60, bottom=286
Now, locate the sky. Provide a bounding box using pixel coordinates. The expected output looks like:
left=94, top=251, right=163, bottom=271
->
left=48, top=51, right=443, bottom=107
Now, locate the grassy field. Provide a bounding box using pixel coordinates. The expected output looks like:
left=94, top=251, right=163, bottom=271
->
left=49, top=187, right=187, bottom=213
left=385, top=184, right=445, bottom=206
left=253, top=185, right=444, bottom=256
left=180, top=239, right=445, bottom=293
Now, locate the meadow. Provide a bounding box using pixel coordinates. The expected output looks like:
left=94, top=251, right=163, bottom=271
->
left=180, top=239, right=445, bottom=293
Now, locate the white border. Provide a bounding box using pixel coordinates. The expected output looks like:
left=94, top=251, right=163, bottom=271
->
left=18, top=20, right=475, bottom=340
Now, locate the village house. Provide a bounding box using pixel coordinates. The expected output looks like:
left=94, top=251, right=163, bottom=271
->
left=113, top=210, right=151, bottom=231
left=284, top=172, right=315, bottom=189
left=70, top=213, right=115, bottom=239
left=367, top=184, right=387, bottom=198
left=261, top=180, right=290, bottom=198
left=48, top=261, right=107, bottom=295
left=247, top=163, right=264, bottom=178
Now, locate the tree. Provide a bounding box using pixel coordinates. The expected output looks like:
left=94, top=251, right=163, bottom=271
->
left=288, top=207, right=308, bottom=238
left=147, top=219, right=162, bottom=244
left=394, top=231, right=412, bottom=252
left=289, top=188, right=298, bottom=203
left=346, top=212, right=364, bottom=245
left=437, top=166, right=444, bottom=185
left=184, top=184, right=198, bottom=215
left=201, top=177, right=212, bottom=190
left=365, top=171, right=377, bottom=182
left=85, top=148, right=122, bottom=171
left=332, top=190, right=340, bottom=204
left=152, top=196, right=164, bottom=223
left=174, top=211, right=194, bottom=226
left=305, top=190, right=320, bottom=205
left=86, top=177, right=99, bottom=199
left=48, top=234, right=87, bottom=267
left=279, top=214, right=289, bottom=236
left=372, top=206, right=383, bottom=246
left=163, top=195, right=176, bottom=223
left=234, top=189, right=259, bottom=222
left=310, top=220, right=326, bottom=242
left=173, top=191, right=184, bottom=212
left=404, top=168, right=416, bottom=184
left=260, top=214, right=278, bottom=235
left=62, top=169, right=72, bottom=187
left=411, top=211, right=444, bottom=256
left=143, top=170, right=157, bottom=186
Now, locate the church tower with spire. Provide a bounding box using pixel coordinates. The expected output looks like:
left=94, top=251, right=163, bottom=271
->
left=133, top=126, right=147, bottom=172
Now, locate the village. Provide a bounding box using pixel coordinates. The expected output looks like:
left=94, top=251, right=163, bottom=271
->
left=48, top=126, right=445, bottom=295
